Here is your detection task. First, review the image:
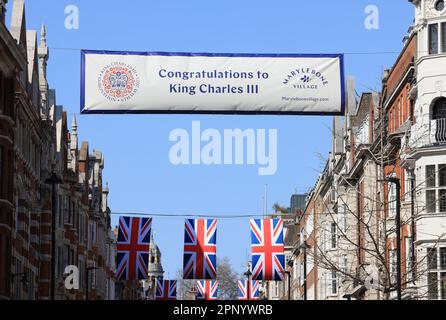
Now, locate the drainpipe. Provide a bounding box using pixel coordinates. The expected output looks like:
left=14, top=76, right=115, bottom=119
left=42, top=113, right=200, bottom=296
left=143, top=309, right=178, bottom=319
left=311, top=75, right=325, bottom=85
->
left=409, top=170, right=416, bottom=284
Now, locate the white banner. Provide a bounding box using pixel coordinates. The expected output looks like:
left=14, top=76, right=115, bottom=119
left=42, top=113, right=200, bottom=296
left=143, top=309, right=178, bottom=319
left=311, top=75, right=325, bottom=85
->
left=81, top=50, right=345, bottom=115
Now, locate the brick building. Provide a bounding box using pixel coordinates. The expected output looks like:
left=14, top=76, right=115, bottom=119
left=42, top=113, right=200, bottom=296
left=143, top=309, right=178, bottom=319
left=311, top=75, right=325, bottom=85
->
left=0, top=0, right=116, bottom=300
left=277, top=0, right=446, bottom=300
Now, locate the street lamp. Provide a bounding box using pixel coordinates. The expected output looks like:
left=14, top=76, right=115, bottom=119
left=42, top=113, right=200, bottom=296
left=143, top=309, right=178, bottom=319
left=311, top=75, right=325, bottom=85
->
left=244, top=262, right=252, bottom=301
left=298, top=241, right=311, bottom=301
left=12, top=272, right=28, bottom=299
left=385, top=177, right=402, bottom=300
left=44, top=164, right=63, bottom=300
left=285, top=259, right=293, bottom=300
left=86, top=266, right=98, bottom=300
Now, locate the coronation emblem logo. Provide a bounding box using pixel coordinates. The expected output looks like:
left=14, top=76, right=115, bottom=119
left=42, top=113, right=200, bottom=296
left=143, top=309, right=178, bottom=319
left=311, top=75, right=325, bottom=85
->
left=98, top=62, right=140, bottom=102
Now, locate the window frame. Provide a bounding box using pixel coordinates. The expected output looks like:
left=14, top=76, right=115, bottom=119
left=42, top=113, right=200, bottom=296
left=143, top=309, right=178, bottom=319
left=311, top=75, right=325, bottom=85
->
left=425, top=164, right=446, bottom=214
left=429, top=23, right=439, bottom=55
left=427, top=247, right=446, bottom=300
left=330, top=222, right=337, bottom=249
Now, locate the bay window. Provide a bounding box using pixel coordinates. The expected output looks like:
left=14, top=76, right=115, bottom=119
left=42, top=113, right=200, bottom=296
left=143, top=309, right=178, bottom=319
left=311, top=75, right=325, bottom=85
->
left=425, top=164, right=446, bottom=213
left=427, top=247, right=446, bottom=300
left=428, top=21, right=446, bottom=55
left=429, top=23, right=439, bottom=54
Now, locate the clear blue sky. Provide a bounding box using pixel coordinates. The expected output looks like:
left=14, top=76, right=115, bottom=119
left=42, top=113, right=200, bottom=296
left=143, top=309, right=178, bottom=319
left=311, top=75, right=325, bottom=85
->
left=10, top=0, right=414, bottom=278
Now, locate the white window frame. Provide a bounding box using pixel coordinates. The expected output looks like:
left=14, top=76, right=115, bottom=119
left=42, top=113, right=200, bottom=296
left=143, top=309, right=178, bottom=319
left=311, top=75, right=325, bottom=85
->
left=425, top=164, right=446, bottom=214
left=340, top=255, right=348, bottom=281
left=390, top=249, right=397, bottom=284
left=327, top=270, right=338, bottom=296
left=338, top=203, right=348, bottom=233
left=428, top=21, right=446, bottom=55
left=330, top=222, right=337, bottom=250
left=388, top=176, right=397, bottom=218
left=427, top=247, right=446, bottom=300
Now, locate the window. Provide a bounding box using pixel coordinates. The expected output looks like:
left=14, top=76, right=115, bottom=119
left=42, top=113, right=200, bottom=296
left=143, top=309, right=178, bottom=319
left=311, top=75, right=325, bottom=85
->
left=442, top=23, right=446, bottom=53
left=427, top=190, right=436, bottom=213
left=78, top=259, right=84, bottom=291
left=91, top=262, right=97, bottom=290
left=426, top=164, right=446, bottom=213
left=427, top=247, right=446, bottom=299
left=390, top=249, right=397, bottom=284
left=340, top=255, right=347, bottom=280
left=436, top=0, right=445, bottom=11
left=328, top=270, right=338, bottom=295
left=307, top=254, right=314, bottom=275
left=293, top=259, right=299, bottom=282
left=427, top=165, right=436, bottom=187
left=306, top=210, right=314, bottom=236
left=433, top=98, right=446, bottom=120
left=330, top=222, right=337, bottom=249
left=63, top=196, right=69, bottom=224
left=388, top=179, right=397, bottom=218
left=429, top=273, right=439, bottom=299
left=338, top=204, right=347, bottom=233
left=429, top=24, right=439, bottom=55
left=405, top=237, right=413, bottom=283
left=90, top=221, right=97, bottom=244
left=56, top=247, right=63, bottom=278
left=428, top=248, right=438, bottom=270
left=299, top=262, right=304, bottom=286
left=404, top=170, right=413, bottom=202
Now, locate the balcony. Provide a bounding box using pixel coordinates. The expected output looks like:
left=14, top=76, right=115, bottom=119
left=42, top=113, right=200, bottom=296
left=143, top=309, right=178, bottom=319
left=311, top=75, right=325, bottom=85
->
left=434, top=118, right=446, bottom=143
left=430, top=118, right=446, bottom=144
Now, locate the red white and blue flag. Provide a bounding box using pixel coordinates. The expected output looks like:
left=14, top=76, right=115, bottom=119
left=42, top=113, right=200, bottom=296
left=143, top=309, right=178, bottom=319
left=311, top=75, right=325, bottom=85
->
left=183, top=219, right=217, bottom=279
left=116, top=216, right=152, bottom=280
left=238, top=280, right=260, bottom=300
left=250, top=218, right=285, bottom=281
left=155, top=280, right=177, bottom=300
left=196, top=280, right=218, bottom=300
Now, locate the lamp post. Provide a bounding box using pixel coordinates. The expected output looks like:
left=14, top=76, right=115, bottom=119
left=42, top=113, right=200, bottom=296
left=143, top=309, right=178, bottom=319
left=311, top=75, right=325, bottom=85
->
left=44, top=165, right=63, bottom=300
left=12, top=272, right=28, bottom=299
left=86, top=266, right=98, bottom=300
left=285, top=259, right=293, bottom=300
left=244, top=262, right=252, bottom=300
left=299, top=241, right=311, bottom=301
left=386, top=177, right=402, bottom=300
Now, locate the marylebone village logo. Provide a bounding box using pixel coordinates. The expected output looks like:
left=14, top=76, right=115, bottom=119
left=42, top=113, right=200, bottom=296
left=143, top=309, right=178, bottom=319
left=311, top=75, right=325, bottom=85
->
left=98, top=62, right=140, bottom=102
left=282, top=67, right=329, bottom=90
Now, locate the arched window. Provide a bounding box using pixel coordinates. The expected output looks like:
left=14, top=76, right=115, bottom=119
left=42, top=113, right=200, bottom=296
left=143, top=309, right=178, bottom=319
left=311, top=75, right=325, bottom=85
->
left=432, top=97, right=446, bottom=120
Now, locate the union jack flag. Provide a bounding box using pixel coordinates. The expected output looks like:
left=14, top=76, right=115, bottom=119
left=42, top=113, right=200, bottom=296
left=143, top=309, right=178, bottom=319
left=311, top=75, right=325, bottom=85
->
left=196, top=280, right=218, bottom=300
left=116, top=216, right=152, bottom=280
left=250, top=218, right=285, bottom=281
left=183, top=219, right=217, bottom=279
left=238, top=280, right=260, bottom=300
left=155, top=280, right=177, bottom=300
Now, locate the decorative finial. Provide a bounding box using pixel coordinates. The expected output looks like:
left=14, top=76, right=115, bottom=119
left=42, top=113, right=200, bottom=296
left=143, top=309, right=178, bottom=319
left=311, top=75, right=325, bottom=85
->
left=71, top=114, right=77, bottom=130
left=40, top=24, right=47, bottom=47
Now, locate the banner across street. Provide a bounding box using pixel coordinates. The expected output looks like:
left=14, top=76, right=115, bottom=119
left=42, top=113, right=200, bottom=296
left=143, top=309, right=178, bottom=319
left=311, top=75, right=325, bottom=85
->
left=81, top=50, right=345, bottom=115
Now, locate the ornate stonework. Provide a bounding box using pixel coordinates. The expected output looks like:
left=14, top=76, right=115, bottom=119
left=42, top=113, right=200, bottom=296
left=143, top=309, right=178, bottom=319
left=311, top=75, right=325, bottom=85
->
left=424, top=0, right=446, bottom=19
